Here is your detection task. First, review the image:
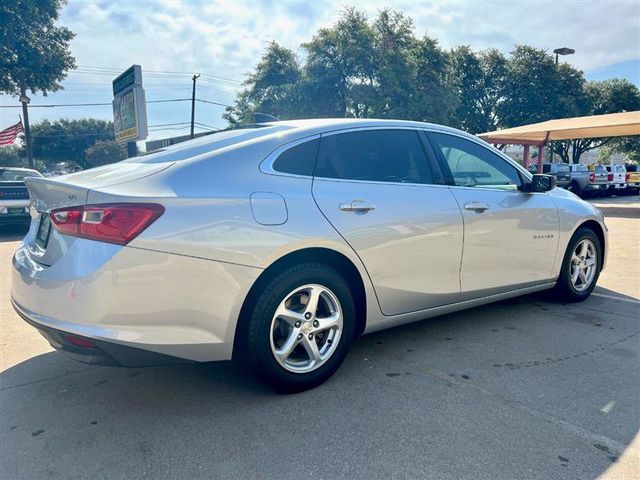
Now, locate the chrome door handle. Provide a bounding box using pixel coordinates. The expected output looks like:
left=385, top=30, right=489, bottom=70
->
left=463, top=202, right=490, bottom=213
left=339, top=200, right=376, bottom=213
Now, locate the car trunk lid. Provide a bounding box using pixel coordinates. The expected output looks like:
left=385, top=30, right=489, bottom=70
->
left=23, top=161, right=173, bottom=266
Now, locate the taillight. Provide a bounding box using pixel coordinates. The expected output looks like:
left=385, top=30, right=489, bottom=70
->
left=589, top=173, right=595, bottom=183
left=626, top=173, right=630, bottom=181
left=607, top=173, right=613, bottom=181
left=50, top=203, right=164, bottom=245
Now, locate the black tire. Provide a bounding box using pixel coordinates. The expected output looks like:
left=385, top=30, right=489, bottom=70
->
left=241, top=262, right=356, bottom=392
left=570, top=181, right=582, bottom=197
left=552, top=226, right=602, bottom=302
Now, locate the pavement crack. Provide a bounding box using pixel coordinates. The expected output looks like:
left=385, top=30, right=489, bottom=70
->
left=0, top=366, right=102, bottom=391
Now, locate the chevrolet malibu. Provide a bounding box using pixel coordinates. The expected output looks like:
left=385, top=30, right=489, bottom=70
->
left=11, top=119, right=607, bottom=391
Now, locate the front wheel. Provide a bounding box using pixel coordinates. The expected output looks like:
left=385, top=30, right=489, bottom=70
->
left=552, top=227, right=602, bottom=302
left=241, top=263, right=356, bottom=392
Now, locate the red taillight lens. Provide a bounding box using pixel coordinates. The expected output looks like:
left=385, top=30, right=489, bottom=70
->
left=626, top=173, right=630, bottom=181
left=607, top=173, right=613, bottom=181
left=50, top=203, right=164, bottom=245
left=65, top=334, right=96, bottom=348
left=589, top=173, right=595, bottom=182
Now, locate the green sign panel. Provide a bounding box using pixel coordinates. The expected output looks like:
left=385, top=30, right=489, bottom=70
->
left=112, top=65, right=142, bottom=96
left=112, top=65, right=147, bottom=143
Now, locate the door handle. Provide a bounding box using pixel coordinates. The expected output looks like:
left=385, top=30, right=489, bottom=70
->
left=339, top=200, right=376, bottom=213
left=463, top=202, right=490, bottom=213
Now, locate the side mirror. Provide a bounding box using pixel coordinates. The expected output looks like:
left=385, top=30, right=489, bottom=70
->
left=519, top=174, right=556, bottom=193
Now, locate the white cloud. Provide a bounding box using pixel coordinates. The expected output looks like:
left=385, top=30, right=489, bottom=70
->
left=2, top=0, right=638, bottom=135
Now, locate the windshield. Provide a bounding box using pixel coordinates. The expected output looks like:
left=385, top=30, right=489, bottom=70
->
left=0, top=169, right=42, bottom=182
left=555, top=164, right=570, bottom=172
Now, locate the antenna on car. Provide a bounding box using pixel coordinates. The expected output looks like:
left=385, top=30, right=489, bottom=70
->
left=254, top=113, right=280, bottom=123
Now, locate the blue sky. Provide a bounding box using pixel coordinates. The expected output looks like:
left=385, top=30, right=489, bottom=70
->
left=1, top=0, right=639, bottom=144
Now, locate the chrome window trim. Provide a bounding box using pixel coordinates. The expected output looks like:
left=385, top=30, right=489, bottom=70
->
left=260, top=124, right=533, bottom=190
left=261, top=126, right=436, bottom=185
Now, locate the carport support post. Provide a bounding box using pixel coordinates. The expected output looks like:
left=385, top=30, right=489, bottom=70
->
left=537, top=144, right=544, bottom=174
left=523, top=144, right=530, bottom=169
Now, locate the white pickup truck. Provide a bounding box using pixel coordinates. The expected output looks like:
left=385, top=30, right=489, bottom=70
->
left=0, top=167, right=43, bottom=227
left=605, top=164, right=626, bottom=194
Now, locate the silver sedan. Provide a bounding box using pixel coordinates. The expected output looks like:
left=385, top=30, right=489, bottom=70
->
left=11, top=119, right=607, bottom=391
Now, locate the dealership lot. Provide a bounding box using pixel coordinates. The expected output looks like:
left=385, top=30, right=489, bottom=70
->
left=1, top=197, right=638, bottom=480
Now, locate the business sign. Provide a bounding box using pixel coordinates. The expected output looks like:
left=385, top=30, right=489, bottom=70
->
left=112, top=65, right=148, bottom=143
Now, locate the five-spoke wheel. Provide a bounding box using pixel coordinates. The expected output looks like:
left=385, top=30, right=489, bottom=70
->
left=270, top=284, right=343, bottom=373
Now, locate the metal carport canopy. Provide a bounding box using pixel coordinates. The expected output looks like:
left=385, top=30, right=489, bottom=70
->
left=478, top=111, right=640, bottom=145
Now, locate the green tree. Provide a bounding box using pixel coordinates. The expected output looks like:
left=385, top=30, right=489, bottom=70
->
left=413, top=36, right=456, bottom=125
left=30, top=119, right=116, bottom=169
left=498, top=45, right=563, bottom=127
left=301, top=7, right=377, bottom=118
left=84, top=140, right=127, bottom=168
left=223, top=42, right=302, bottom=126
left=370, top=9, right=417, bottom=119
left=0, top=0, right=76, bottom=168
left=0, top=145, right=25, bottom=168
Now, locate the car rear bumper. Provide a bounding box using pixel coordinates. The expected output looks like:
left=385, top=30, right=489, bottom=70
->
left=11, top=235, right=262, bottom=364
left=13, top=299, right=190, bottom=366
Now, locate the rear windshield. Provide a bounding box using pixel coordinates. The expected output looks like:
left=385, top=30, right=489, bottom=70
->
left=0, top=169, right=42, bottom=182
left=126, top=125, right=293, bottom=164
left=554, top=164, right=570, bottom=172
left=572, top=165, right=588, bottom=172
left=594, top=165, right=606, bottom=172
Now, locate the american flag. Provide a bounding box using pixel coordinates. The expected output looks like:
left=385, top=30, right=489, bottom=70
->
left=0, top=120, right=24, bottom=146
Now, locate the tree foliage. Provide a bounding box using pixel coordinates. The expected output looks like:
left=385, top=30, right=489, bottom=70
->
left=0, top=0, right=76, bottom=96
left=30, top=119, right=117, bottom=169
left=227, top=7, right=639, bottom=165
left=0, top=145, right=25, bottom=168
left=84, top=140, right=127, bottom=168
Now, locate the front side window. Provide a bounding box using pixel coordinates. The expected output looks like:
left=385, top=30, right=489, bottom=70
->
left=272, top=139, right=319, bottom=176
left=314, top=129, right=433, bottom=184
left=429, top=132, right=521, bottom=189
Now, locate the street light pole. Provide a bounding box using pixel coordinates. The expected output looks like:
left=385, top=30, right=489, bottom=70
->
left=190, top=74, right=200, bottom=139
left=551, top=47, right=575, bottom=162
left=19, top=87, right=34, bottom=169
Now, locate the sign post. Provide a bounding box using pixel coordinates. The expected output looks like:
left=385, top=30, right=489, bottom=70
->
left=112, top=65, right=148, bottom=156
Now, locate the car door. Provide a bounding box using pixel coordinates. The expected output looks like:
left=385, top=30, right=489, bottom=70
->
left=427, top=131, right=559, bottom=298
left=312, top=128, right=463, bottom=316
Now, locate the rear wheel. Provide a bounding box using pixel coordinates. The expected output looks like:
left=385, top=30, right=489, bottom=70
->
left=569, top=181, right=582, bottom=197
left=242, top=263, right=356, bottom=392
left=552, top=227, right=601, bottom=302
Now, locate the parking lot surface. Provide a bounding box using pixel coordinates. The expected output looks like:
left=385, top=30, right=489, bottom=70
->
left=1, top=196, right=638, bottom=480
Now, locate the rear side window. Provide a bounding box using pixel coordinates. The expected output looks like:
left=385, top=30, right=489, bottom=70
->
left=272, top=139, right=319, bottom=176
left=314, top=129, right=433, bottom=184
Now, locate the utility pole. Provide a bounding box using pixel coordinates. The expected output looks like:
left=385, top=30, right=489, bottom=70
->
left=19, top=87, right=34, bottom=169
left=190, top=74, right=200, bottom=139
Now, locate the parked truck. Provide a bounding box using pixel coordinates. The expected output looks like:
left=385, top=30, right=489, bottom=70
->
left=568, top=164, right=608, bottom=198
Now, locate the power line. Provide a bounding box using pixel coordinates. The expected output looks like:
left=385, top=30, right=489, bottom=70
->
left=0, top=98, right=197, bottom=108
left=196, top=98, right=232, bottom=108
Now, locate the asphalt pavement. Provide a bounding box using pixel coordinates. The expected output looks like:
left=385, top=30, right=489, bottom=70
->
left=1, top=196, right=638, bottom=480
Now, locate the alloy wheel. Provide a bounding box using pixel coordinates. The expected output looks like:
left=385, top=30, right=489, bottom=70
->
left=570, top=239, right=597, bottom=292
left=269, top=284, right=343, bottom=373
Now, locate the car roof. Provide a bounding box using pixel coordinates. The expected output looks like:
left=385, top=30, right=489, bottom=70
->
left=264, top=118, right=470, bottom=137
